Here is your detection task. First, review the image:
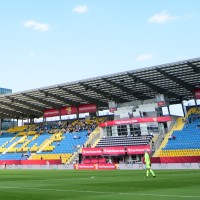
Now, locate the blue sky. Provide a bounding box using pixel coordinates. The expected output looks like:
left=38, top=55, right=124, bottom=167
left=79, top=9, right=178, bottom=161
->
left=0, top=0, right=199, bottom=93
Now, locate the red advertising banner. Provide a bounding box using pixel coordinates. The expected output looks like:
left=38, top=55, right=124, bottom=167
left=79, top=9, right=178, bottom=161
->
left=78, top=104, right=97, bottom=113
left=74, top=164, right=96, bottom=170
left=60, top=106, right=77, bottom=115
left=126, top=145, right=150, bottom=155
left=99, top=116, right=172, bottom=127
left=74, top=164, right=118, bottom=170
left=44, top=104, right=97, bottom=117
left=82, top=148, right=102, bottom=156
left=97, top=164, right=118, bottom=170
left=102, top=146, right=126, bottom=155
left=82, top=146, right=150, bottom=156
left=194, top=89, right=200, bottom=99
left=44, top=109, right=60, bottom=118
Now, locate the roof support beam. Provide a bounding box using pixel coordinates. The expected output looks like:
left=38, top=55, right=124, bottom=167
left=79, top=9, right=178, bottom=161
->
left=38, top=90, right=79, bottom=107
left=21, top=93, right=61, bottom=109
left=0, top=107, right=23, bottom=119
left=5, top=96, right=44, bottom=112
left=102, top=78, right=150, bottom=100
left=0, top=111, right=15, bottom=118
left=187, top=61, right=200, bottom=74
left=156, top=68, right=194, bottom=92
left=0, top=100, right=41, bottom=116
left=128, top=73, right=181, bottom=99
left=80, top=82, right=127, bottom=103
left=58, top=86, right=107, bottom=107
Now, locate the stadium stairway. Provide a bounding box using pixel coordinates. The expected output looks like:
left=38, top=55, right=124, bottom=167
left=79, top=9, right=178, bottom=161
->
left=66, top=152, right=78, bottom=164
left=153, top=117, right=185, bottom=157
left=66, top=127, right=100, bottom=164
left=86, top=127, right=100, bottom=148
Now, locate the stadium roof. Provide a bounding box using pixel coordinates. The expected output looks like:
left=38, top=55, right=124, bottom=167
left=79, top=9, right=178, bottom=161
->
left=0, top=57, right=200, bottom=119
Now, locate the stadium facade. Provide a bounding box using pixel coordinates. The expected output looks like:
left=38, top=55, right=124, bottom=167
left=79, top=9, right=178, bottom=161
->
left=0, top=58, right=200, bottom=168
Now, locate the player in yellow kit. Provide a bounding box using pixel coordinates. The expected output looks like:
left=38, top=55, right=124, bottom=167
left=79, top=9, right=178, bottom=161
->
left=144, top=150, right=156, bottom=178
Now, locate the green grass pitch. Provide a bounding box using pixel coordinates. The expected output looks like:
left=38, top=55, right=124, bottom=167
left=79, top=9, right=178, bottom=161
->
left=0, top=169, right=200, bottom=200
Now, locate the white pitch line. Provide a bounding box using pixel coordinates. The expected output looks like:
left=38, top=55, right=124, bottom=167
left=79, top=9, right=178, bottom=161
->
left=0, top=186, right=200, bottom=199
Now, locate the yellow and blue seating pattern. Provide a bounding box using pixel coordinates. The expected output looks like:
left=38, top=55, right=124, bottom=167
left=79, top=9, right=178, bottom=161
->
left=0, top=122, right=91, bottom=163
left=159, top=109, right=200, bottom=157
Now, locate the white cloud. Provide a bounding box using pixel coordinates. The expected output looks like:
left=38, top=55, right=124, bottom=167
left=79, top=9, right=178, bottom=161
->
left=136, top=54, right=153, bottom=61
left=72, top=5, right=88, bottom=14
left=22, top=20, right=50, bottom=32
left=148, top=11, right=178, bottom=24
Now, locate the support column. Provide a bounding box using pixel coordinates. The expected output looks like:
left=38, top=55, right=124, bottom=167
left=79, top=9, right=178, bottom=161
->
left=181, top=101, right=186, bottom=117
left=167, top=105, right=170, bottom=116
left=194, top=97, right=198, bottom=111
left=127, top=125, right=131, bottom=136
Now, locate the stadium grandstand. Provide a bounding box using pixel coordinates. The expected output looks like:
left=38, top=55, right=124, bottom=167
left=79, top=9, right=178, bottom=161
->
left=1, top=57, right=200, bottom=169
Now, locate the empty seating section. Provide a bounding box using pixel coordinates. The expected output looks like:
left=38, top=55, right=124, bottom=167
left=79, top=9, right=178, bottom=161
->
left=163, top=130, right=200, bottom=149
left=15, top=143, right=23, bottom=148
left=27, top=135, right=34, bottom=140
left=96, top=135, right=153, bottom=147
left=28, top=133, right=51, bottom=150
left=0, top=133, right=15, bottom=152
left=0, top=129, right=89, bottom=162
left=0, top=132, right=14, bottom=145
left=160, top=149, right=200, bottom=157
left=160, top=112, right=200, bottom=157
left=0, top=118, right=105, bottom=162
left=39, top=131, right=88, bottom=154
left=0, top=153, right=27, bottom=160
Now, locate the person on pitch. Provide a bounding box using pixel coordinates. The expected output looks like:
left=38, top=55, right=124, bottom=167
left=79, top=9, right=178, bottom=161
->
left=143, top=149, right=156, bottom=178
